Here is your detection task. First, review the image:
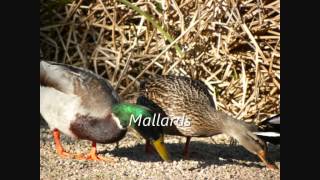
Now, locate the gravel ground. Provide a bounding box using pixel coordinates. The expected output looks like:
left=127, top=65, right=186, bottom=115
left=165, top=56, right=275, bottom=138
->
left=40, top=122, right=280, bottom=180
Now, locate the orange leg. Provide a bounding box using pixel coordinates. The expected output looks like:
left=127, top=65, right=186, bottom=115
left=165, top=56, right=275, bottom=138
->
left=53, top=129, right=114, bottom=162
left=183, top=137, right=191, bottom=159
left=53, top=129, right=85, bottom=160
left=257, top=150, right=278, bottom=170
left=84, top=141, right=116, bottom=162
left=53, top=129, right=74, bottom=158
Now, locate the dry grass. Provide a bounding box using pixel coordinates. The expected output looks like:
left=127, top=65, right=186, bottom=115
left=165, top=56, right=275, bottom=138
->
left=40, top=0, right=280, bottom=124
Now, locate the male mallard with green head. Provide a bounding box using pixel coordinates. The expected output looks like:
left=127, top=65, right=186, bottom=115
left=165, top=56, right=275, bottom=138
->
left=137, top=75, right=277, bottom=169
left=40, top=61, right=170, bottom=161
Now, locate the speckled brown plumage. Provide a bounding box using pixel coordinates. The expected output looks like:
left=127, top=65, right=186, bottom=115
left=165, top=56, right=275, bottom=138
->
left=138, top=75, right=278, bottom=169
left=139, top=76, right=231, bottom=137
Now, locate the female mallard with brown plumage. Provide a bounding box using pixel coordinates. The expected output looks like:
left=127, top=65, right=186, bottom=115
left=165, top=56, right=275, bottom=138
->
left=40, top=61, right=170, bottom=161
left=137, top=75, right=278, bottom=169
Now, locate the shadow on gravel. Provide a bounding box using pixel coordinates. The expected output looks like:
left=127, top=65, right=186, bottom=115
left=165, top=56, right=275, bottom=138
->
left=40, top=115, right=48, bottom=128
left=40, top=118, right=279, bottom=169
left=102, top=141, right=280, bottom=169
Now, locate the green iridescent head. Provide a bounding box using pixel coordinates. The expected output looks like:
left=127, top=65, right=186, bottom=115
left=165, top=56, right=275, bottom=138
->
left=112, top=103, right=153, bottom=127
left=111, top=103, right=171, bottom=161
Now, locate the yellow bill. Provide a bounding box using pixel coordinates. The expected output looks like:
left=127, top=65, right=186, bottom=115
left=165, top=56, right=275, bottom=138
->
left=152, top=135, right=171, bottom=161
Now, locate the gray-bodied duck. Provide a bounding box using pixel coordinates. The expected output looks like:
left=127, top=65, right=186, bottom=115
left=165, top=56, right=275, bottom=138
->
left=40, top=61, right=170, bottom=161
left=137, top=75, right=277, bottom=169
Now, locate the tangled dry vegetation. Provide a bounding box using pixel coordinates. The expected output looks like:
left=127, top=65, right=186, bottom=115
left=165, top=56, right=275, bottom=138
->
left=40, top=0, right=280, bottom=124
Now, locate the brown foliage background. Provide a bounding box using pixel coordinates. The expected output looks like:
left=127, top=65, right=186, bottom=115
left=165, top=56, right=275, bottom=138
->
left=40, top=0, right=280, bottom=124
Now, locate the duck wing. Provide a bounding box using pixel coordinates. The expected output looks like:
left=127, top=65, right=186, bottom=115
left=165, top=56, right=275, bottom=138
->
left=138, top=75, right=217, bottom=136
left=140, top=75, right=215, bottom=109
left=40, top=61, right=120, bottom=114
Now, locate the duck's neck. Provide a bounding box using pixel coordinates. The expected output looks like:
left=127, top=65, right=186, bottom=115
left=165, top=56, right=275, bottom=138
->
left=209, top=110, right=257, bottom=137
left=112, top=103, right=153, bottom=128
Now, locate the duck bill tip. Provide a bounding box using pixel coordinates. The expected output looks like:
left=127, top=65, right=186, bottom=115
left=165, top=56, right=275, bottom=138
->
left=152, top=137, right=171, bottom=161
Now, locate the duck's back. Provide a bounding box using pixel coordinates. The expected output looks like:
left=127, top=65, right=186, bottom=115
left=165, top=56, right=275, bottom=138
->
left=138, top=76, right=219, bottom=137
left=139, top=76, right=215, bottom=107
left=40, top=61, right=122, bottom=139
left=40, top=61, right=120, bottom=108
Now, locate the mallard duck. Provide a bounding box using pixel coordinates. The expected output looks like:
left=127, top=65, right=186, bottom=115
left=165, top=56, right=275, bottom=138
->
left=254, top=114, right=280, bottom=145
left=40, top=61, right=170, bottom=161
left=137, top=75, right=277, bottom=169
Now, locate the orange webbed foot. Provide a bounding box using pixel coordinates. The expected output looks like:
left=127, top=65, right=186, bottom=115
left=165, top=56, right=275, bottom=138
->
left=83, top=141, right=116, bottom=162
left=84, top=153, right=116, bottom=162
